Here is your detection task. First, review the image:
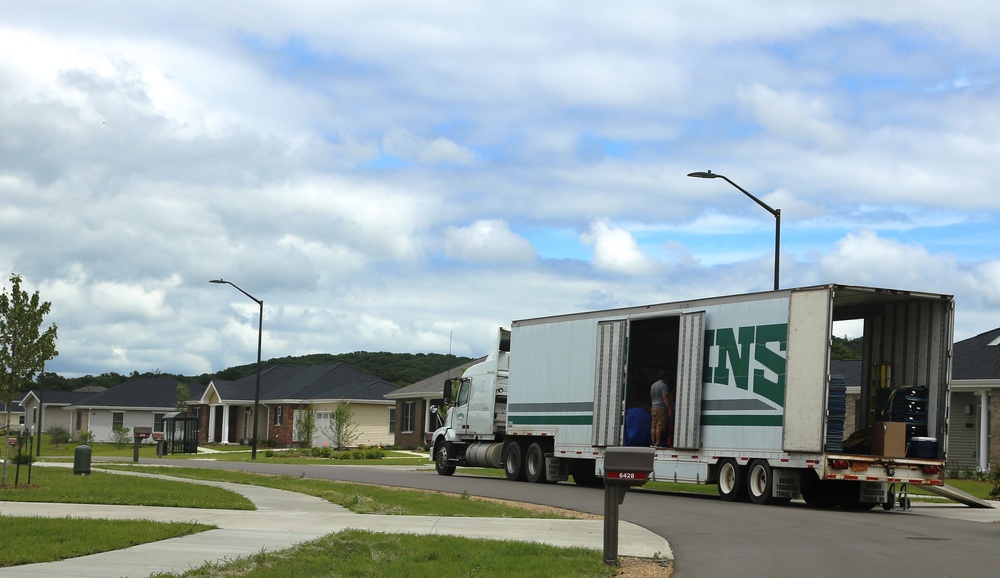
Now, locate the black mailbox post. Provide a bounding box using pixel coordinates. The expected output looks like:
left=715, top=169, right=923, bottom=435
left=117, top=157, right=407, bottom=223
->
left=603, top=446, right=655, bottom=565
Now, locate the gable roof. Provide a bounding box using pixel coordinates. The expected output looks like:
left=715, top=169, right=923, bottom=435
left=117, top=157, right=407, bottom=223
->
left=21, top=389, right=102, bottom=407
left=206, top=363, right=397, bottom=404
left=952, top=327, right=1000, bottom=381
left=67, top=376, right=206, bottom=410
left=385, top=357, right=485, bottom=399
left=830, top=359, right=862, bottom=387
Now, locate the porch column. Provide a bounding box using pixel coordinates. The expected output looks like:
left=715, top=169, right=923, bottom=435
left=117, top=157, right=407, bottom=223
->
left=207, top=405, right=218, bottom=443
left=221, top=405, right=231, bottom=444
left=979, top=391, right=990, bottom=472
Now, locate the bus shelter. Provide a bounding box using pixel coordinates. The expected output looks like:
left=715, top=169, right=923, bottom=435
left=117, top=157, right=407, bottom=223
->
left=163, top=411, right=200, bottom=454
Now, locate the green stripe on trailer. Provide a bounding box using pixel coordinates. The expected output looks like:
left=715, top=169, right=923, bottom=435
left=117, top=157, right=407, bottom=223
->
left=508, top=415, right=593, bottom=425
left=702, top=414, right=784, bottom=426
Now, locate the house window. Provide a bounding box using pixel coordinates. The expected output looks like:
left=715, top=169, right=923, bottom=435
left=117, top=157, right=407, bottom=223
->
left=274, top=406, right=283, bottom=426
left=153, top=413, right=165, bottom=433
left=402, top=401, right=416, bottom=433
left=112, top=412, right=125, bottom=429
left=388, top=408, right=396, bottom=434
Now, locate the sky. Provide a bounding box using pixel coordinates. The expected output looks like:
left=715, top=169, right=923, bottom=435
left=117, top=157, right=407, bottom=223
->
left=2, top=2, right=998, bottom=378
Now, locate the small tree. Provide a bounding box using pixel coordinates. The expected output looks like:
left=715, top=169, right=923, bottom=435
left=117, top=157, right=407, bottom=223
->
left=294, top=407, right=316, bottom=448
left=175, top=382, right=191, bottom=412
left=0, top=274, right=58, bottom=485
left=322, top=402, right=359, bottom=451
left=110, top=425, right=131, bottom=449
left=46, top=425, right=71, bottom=447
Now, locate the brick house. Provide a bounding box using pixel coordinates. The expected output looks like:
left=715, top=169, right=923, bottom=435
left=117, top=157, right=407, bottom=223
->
left=193, top=363, right=398, bottom=448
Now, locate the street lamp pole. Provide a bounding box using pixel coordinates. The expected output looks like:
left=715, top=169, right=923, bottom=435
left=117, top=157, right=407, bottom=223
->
left=210, top=279, right=263, bottom=460
left=687, top=170, right=781, bottom=291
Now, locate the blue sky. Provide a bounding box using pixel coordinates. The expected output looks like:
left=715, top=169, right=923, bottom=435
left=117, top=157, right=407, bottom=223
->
left=1, top=2, right=998, bottom=377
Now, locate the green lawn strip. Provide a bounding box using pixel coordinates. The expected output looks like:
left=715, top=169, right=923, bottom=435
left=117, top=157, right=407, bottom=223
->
left=102, top=465, right=576, bottom=518
left=908, top=478, right=995, bottom=501
left=148, top=529, right=617, bottom=578
left=0, top=517, right=214, bottom=567
left=0, top=466, right=254, bottom=510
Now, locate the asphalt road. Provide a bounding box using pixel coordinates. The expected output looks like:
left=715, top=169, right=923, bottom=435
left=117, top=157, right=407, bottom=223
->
left=140, top=459, right=1000, bottom=578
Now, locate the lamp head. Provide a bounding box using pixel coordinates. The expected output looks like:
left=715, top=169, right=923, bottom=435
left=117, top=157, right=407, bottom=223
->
left=687, top=171, right=718, bottom=179
left=209, top=279, right=226, bottom=284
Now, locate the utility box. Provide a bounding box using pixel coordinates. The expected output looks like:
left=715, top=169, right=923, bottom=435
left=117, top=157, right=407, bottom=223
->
left=604, top=446, right=655, bottom=486
left=73, top=444, right=91, bottom=475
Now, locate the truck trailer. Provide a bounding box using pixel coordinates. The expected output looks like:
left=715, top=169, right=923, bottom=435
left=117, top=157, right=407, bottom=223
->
left=431, top=284, right=953, bottom=508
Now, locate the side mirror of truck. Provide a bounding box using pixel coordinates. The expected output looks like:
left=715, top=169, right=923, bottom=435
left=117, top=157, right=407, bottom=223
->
left=442, top=379, right=453, bottom=405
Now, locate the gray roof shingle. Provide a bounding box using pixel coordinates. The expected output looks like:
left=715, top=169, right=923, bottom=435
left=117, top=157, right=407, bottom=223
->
left=210, top=364, right=397, bottom=403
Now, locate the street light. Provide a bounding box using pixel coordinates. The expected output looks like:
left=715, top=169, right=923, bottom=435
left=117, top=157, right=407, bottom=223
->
left=210, top=278, right=263, bottom=460
left=687, top=170, right=781, bottom=291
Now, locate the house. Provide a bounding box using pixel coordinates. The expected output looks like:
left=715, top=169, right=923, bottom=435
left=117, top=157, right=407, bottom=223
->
left=62, top=376, right=205, bottom=442
left=0, top=399, right=26, bottom=431
left=384, top=357, right=484, bottom=449
left=19, top=389, right=104, bottom=437
left=948, top=327, right=1000, bottom=472
left=193, top=363, right=398, bottom=448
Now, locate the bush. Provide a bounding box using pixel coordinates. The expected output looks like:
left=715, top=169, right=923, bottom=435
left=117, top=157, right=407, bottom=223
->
left=12, top=452, right=34, bottom=465
left=77, top=430, right=95, bottom=445
left=110, top=425, right=131, bottom=449
left=46, top=425, right=71, bottom=446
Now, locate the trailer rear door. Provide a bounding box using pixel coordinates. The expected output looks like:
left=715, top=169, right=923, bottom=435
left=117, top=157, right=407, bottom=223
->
left=593, top=320, right=627, bottom=447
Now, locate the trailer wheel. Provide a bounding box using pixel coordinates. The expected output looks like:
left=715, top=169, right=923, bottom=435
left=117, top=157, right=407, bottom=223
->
left=434, top=440, right=456, bottom=476
left=570, top=459, right=603, bottom=488
left=504, top=441, right=527, bottom=481
left=525, top=442, right=553, bottom=483
left=717, top=459, right=746, bottom=502
left=747, top=460, right=787, bottom=505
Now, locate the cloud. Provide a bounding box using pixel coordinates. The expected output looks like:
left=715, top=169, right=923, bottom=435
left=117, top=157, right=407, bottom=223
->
left=738, top=84, right=848, bottom=151
left=443, top=220, right=536, bottom=263
left=581, top=220, right=659, bottom=276
left=382, top=129, right=476, bottom=165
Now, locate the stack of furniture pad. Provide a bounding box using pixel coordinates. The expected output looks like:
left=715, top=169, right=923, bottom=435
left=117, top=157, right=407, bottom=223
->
left=826, top=375, right=847, bottom=452
left=875, top=385, right=928, bottom=439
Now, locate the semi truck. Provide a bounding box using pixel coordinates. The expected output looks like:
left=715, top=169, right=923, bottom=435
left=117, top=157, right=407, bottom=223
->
left=431, top=284, right=953, bottom=509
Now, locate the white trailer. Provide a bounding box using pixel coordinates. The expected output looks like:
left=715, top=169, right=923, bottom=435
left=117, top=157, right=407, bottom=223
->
left=431, top=284, right=953, bottom=508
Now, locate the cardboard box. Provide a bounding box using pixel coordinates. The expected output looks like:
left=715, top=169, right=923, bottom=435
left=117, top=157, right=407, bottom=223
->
left=871, top=421, right=906, bottom=457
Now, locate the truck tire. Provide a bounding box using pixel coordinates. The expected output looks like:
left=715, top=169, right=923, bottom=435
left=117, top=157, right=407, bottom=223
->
left=717, top=459, right=747, bottom=502
left=570, top=459, right=603, bottom=488
left=504, top=441, right=527, bottom=481
left=747, top=460, right=788, bottom=505
left=434, top=440, right=456, bottom=476
left=525, top=442, right=552, bottom=484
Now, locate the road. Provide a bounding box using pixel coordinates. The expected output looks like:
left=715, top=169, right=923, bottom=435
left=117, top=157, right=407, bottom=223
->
left=143, top=458, right=1000, bottom=578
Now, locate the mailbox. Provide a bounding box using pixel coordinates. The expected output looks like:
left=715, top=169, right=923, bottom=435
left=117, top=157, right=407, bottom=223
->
left=602, top=446, right=655, bottom=566
left=133, top=427, right=153, bottom=439
left=603, top=446, right=654, bottom=486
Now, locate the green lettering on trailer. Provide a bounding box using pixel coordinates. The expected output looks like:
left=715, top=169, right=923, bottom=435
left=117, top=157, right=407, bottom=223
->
left=705, top=323, right=788, bottom=408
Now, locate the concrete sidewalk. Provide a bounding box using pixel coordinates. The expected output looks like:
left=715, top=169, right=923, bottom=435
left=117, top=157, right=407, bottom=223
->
left=0, top=469, right=673, bottom=577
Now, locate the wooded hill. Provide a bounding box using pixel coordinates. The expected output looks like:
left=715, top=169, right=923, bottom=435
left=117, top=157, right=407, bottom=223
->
left=38, top=352, right=476, bottom=392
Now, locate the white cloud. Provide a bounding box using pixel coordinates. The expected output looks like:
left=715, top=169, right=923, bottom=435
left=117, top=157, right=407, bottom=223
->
left=382, top=129, right=476, bottom=165
left=443, top=220, right=536, bottom=263
left=581, top=220, right=659, bottom=276
left=738, top=84, right=848, bottom=151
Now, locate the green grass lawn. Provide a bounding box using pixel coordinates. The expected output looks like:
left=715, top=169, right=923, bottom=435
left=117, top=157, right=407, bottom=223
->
left=0, top=466, right=254, bottom=509
left=102, top=465, right=576, bottom=518
left=0, top=517, right=214, bottom=568
left=148, top=529, right=621, bottom=578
